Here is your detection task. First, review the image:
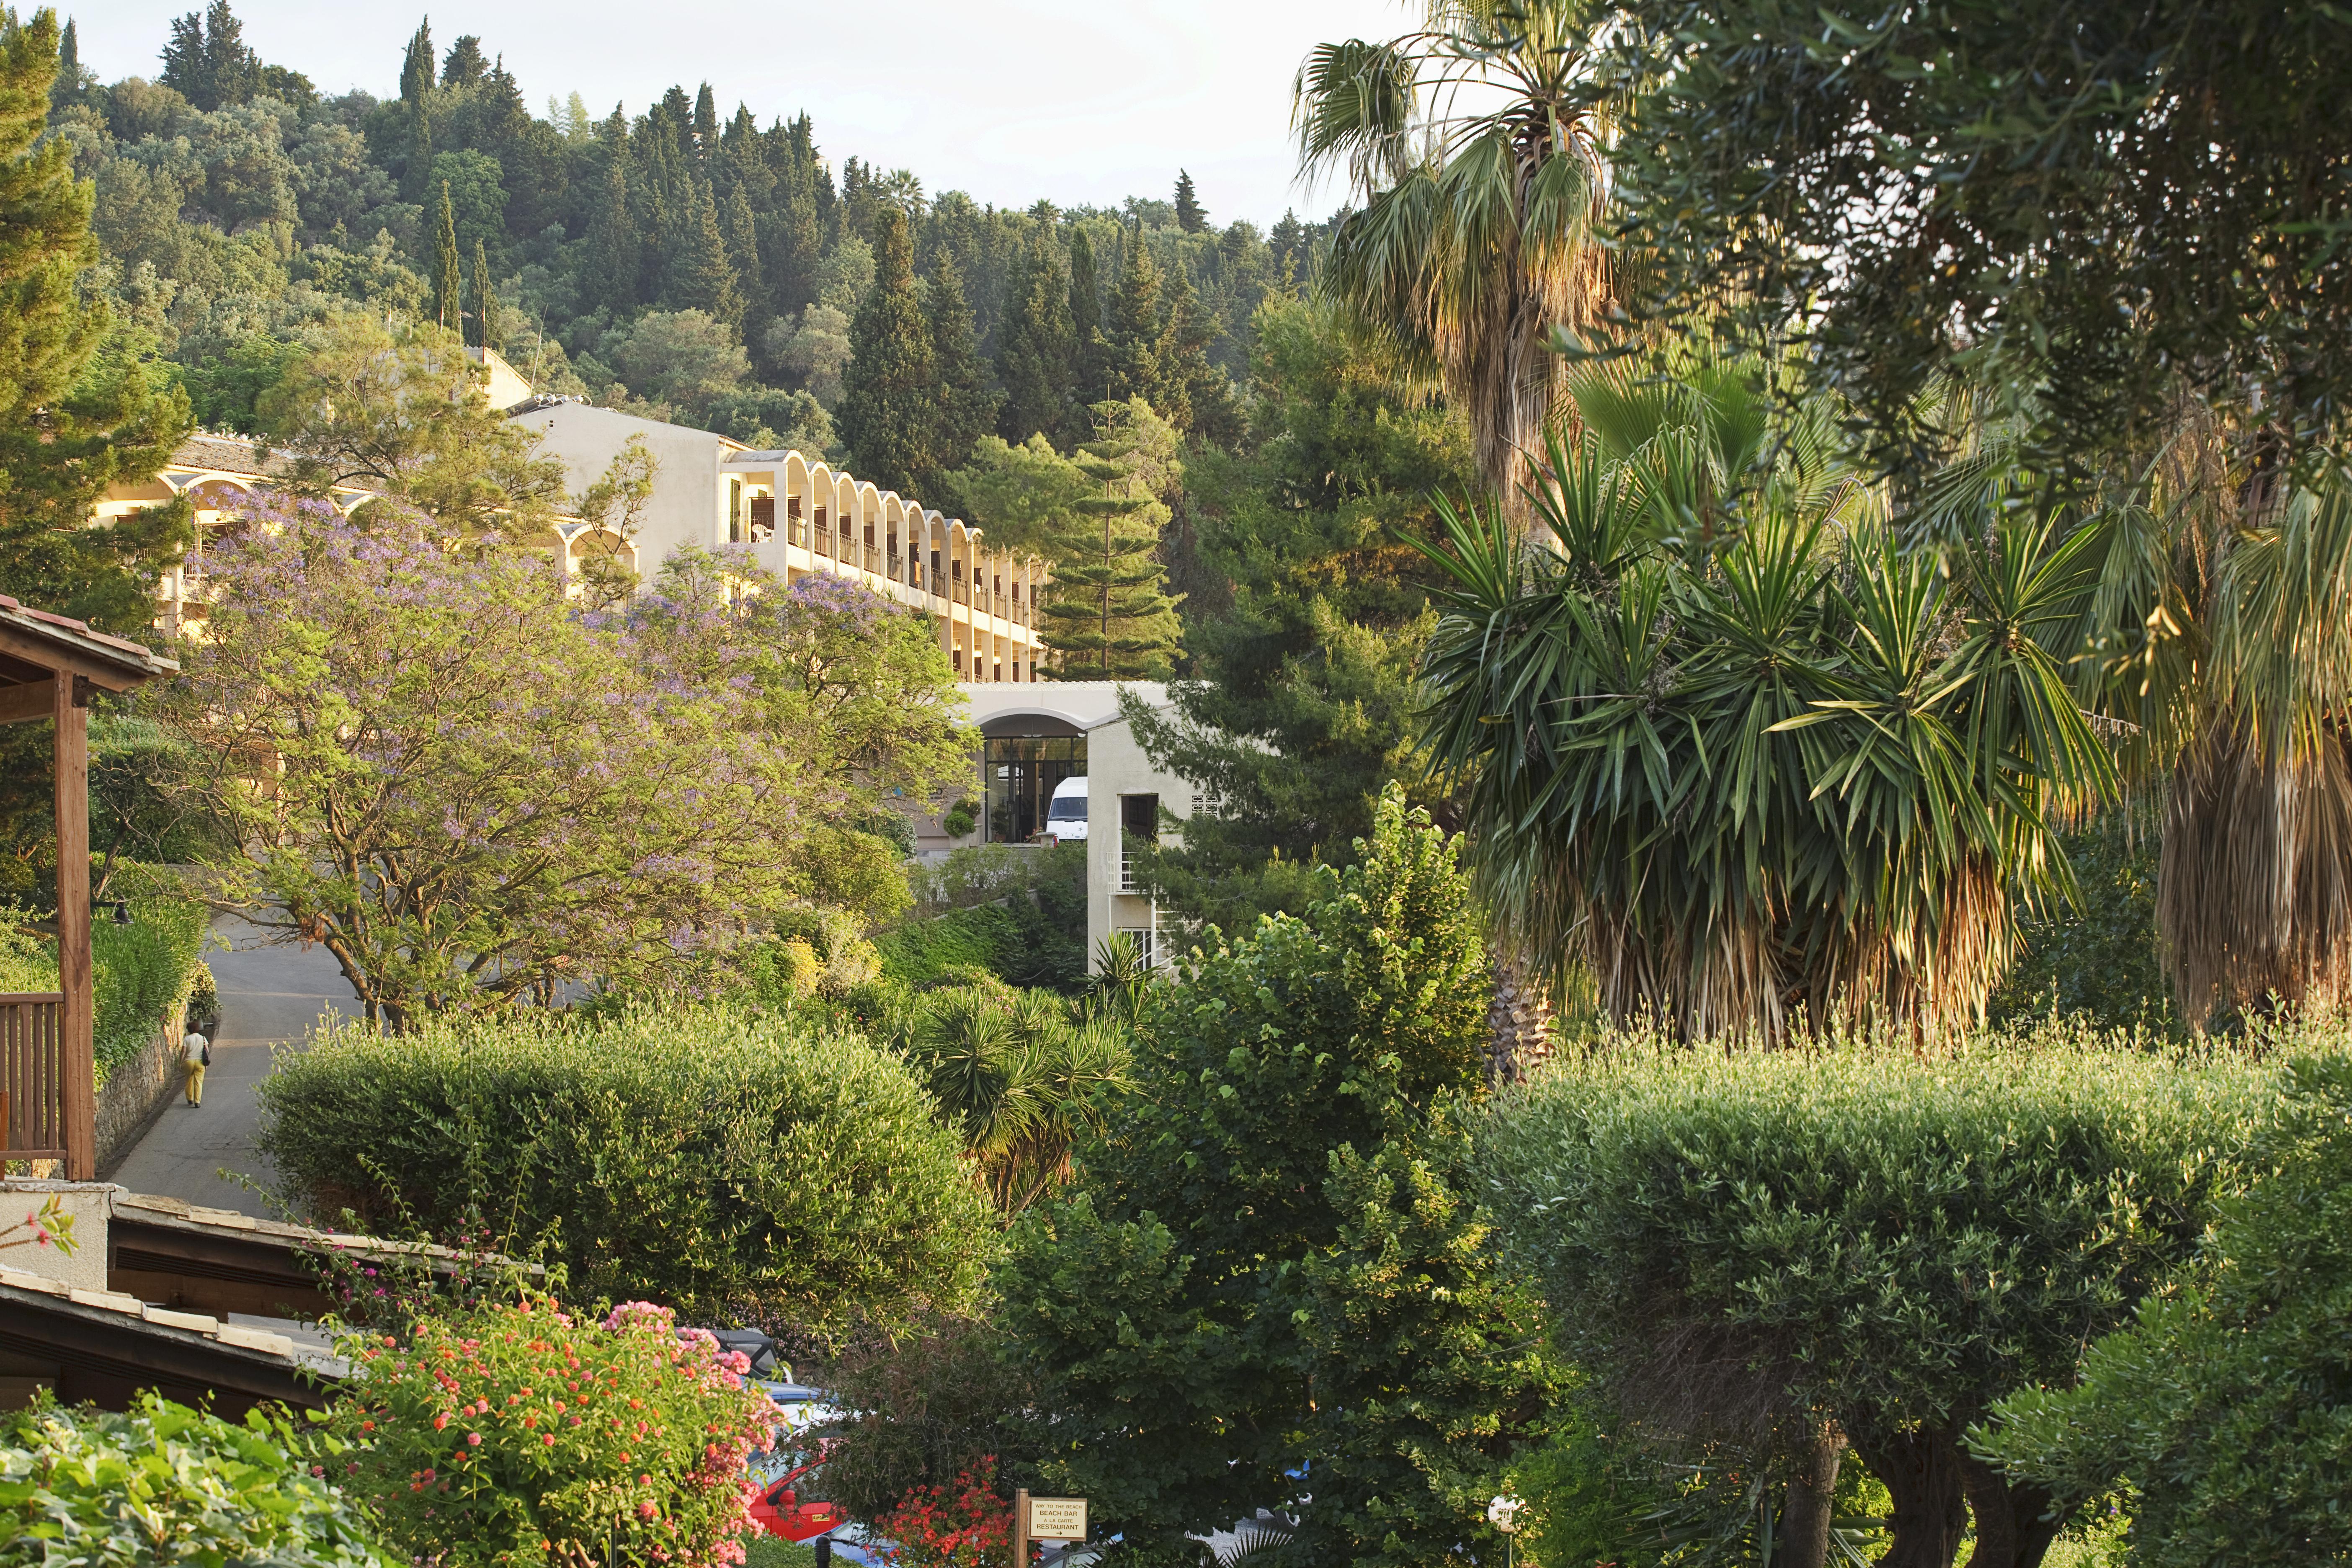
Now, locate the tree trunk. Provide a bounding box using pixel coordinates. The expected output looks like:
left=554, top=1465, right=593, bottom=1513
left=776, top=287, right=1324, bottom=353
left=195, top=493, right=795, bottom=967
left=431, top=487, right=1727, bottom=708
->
left=1958, top=1452, right=2065, bottom=1568
left=1486, top=944, right=1555, bottom=1084
left=1782, top=1425, right=1847, bottom=1568
left=1852, top=1428, right=1968, bottom=1568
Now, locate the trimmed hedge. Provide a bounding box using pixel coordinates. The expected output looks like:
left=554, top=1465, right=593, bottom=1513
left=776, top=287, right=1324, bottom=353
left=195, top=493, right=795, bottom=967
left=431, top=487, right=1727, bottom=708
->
left=255, top=1007, right=996, bottom=1331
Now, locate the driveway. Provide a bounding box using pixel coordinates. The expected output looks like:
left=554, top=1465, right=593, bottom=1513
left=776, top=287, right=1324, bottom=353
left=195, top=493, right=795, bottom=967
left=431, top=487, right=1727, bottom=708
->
left=108, top=915, right=360, bottom=1220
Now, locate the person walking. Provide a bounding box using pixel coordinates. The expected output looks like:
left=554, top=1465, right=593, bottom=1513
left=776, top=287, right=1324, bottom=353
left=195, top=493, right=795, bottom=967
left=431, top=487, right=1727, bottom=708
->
left=180, top=1025, right=211, bottom=1107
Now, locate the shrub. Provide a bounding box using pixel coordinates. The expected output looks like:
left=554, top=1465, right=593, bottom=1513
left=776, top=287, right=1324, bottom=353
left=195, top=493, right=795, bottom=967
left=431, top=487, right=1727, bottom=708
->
left=869, top=1456, right=1014, bottom=1568
left=256, top=1006, right=996, bottom=1331
left=327, top=1297, right=776, bottom=1567
left=1477, top=1024, right=2281, bottom=1568
left=818, top=1316, right=1042, bottom=1523
left=886, top=846, right=1086, bottom=992
left=0, top=1392, right=384, bottom=1566
left=0, top=873, right=210, bottom=1086
left=1978, top=1051, right=2352, bottom=1566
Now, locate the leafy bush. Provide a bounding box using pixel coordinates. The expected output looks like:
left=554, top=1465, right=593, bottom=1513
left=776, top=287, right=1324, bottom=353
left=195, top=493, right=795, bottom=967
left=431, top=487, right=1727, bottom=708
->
left=0, top=873, right=210, bottom=1086
left=818, top=1316, right=1042, bottom=1524
left=1478, top=1024, right=2280, bottom=1568
left=327, top=1297, right=776, bottom=1566
left=885, top=846, right=1086, bottom=992
left=256, top=1006, right=996, bottom=1331
left=0, top=1392, right=384, bottom=1566
left=1979, top=1050, right=2352, bottom=1566
left=1990, top=815, right=2176, bottom=1033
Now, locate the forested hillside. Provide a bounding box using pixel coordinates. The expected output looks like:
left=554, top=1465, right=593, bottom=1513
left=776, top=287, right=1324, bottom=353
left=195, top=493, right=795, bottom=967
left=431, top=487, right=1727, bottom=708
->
left=57, top=4, right=1330, bottom=460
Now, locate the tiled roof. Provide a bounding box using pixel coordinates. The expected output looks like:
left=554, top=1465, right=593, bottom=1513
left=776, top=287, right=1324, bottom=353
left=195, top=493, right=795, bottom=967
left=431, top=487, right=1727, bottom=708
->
left=167, top=433, right=294, bottom=478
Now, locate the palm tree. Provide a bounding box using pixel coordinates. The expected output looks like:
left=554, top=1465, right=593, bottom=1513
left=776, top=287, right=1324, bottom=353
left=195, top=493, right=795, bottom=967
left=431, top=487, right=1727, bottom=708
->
left=1418, top=358, right=2114, bottom=1037
left=1295, top=0, right=1613, bottom=513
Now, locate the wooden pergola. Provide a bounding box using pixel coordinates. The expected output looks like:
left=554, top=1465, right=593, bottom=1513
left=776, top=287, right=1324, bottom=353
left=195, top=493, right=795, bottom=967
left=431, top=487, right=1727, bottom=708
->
left=0, top=592, right=177, bottom=1179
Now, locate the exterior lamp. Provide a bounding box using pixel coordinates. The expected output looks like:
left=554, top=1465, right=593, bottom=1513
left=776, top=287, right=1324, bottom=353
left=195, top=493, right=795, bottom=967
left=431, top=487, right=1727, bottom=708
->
left=1487, top=1493, right=1521, bottom=1568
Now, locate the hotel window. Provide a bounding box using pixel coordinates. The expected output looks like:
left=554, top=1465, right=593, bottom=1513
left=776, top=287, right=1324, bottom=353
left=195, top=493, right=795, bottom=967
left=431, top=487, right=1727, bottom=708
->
left=749, top=495, right=775, bottom=542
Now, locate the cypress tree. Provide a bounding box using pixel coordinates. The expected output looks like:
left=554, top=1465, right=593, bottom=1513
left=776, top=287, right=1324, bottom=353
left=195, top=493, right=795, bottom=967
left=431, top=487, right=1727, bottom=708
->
left=438, top=33, right=487, bottom=89
left=766, top=159, right=822, bottom=316
left=994, top=219, right=1074, bottom=446
left=1173, top=169, right=1207, bottom=233
left=925, top=252, right=997, bottom=493
left=1068, top=224, right=1104, bottom=404
left=1103, top=223, right=1165, bottom=407
left=671, top=175, right=741, bottom=324
left=397, top=18, right=434, bottom=201
left=398, top=16, right=433, bottom=102
left=470, top=239, right=499, bottom=350
left=50, top=17, right=84, bottom=108
left=583, top=128, right=637, bottom=313
left=836, top=205, right=936, bottom=495
left=691, top=83, right=718, bottom=165
left=431, top=180, right=462, bottom=333
left=1043, top=402, right=1183, bottom=679
left=1158, top=262, right=1240, bottom=444
left=722, top=178, right=763, bottom=341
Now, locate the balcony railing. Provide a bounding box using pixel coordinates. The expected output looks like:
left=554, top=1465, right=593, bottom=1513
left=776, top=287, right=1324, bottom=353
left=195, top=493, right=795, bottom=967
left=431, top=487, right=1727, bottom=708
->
left=0, top=992, right=68, bottom=1163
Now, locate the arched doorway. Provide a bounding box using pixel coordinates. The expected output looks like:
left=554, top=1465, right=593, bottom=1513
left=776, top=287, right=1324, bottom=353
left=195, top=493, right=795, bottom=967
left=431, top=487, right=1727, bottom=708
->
left=980, top=711, right=1086, bottom=844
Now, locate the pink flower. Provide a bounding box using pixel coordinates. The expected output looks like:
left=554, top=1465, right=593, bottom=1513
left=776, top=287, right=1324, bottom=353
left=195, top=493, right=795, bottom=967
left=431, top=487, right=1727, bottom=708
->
left=467, top=1433, right=482, bottom=1446
left=638, top=1501, right=659, bottom=1519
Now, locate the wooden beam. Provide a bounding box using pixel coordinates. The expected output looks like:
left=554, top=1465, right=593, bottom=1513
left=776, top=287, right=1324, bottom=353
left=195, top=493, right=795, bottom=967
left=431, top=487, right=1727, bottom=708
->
left=0, top=623, right=149, bottom=691
left=0, top=678, right=55, bottom=725
left=54, top=672, right=94, bottom=1181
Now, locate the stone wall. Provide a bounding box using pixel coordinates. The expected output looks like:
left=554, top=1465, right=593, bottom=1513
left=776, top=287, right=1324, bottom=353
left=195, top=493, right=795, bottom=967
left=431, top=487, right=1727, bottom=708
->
left=95, top=1002, right=184, bottom=1177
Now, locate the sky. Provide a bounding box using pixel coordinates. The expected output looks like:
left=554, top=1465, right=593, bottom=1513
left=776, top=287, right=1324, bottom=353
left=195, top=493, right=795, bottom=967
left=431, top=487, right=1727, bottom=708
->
left=74, top=0, right=1403, bottom=227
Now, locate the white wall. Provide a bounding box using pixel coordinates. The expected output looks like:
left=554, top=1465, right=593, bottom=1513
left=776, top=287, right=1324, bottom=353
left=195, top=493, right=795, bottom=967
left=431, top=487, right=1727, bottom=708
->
left=1085, top=701, right=1192, bottom=974
left=516, top=405, right=728, bottom=568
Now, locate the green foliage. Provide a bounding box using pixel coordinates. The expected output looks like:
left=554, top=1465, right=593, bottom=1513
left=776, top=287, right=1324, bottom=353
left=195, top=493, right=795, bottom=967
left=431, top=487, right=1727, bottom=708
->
left=837, top=205, right=936, bottom=496
left=1601, top=0, right=2352, bottom=470
left=1477, top=1027, right=2282, bottom=1568
left=1041, top=398, right=1184, bottom=679
left=882, top=844, right=1088, bottom=993
left=255, top=1005, right=996, bottom=1331
left=998, top=789, right=1557, bottom=1568
left=818, top=1314, right=1044, bottom=1524
left=1131, top=294, right=1472, bottom=929
left=1509, top=1387, right=1671, bottom=1568
left=1419, top=360, right=2113, bottom=1035
left=0, top=1391, right=384, bottom=1567
left=1991, top=815, right=2176, bottom=1033
left=0, top=876, right=209, bottom=1088
left=325, top=1297, right=775, bottom=1568
left=1979, top=1050, right=2352, bottom=1566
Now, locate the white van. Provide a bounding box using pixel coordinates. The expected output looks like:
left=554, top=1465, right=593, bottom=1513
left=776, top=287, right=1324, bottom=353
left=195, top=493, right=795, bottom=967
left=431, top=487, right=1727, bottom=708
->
left=1044, top=776, right=1089, bottom=843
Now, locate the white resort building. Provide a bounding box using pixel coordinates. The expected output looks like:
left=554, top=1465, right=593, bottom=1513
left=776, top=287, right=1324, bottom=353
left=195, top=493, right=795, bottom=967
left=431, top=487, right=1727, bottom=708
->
left=97, top=348, right=1046, bottom=681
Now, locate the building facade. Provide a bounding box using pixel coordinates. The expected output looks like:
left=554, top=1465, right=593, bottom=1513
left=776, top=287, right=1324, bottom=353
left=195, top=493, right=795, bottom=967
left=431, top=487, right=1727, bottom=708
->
left=518, top=402, right=1045, bottom=681
left=956, top=681, right=1196, bottom=971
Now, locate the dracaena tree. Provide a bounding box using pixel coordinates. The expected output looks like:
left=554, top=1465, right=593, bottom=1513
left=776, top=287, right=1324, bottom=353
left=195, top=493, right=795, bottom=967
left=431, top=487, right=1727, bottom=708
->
left=1418, top=357, right=2114, bottom=1037
left=1294, top=0, right=1614, bottom=515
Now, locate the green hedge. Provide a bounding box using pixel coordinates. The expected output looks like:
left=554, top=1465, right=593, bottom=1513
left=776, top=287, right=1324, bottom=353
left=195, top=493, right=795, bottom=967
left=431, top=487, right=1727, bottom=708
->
left=255, top=1006, right=996, bottom=1331
left=0, top=873, right=209, bottom=1088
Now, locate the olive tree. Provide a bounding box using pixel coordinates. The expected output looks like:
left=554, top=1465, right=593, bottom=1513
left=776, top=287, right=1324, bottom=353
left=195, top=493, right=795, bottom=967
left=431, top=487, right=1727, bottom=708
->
left=1477, top=1036, right=2275, bottom=1568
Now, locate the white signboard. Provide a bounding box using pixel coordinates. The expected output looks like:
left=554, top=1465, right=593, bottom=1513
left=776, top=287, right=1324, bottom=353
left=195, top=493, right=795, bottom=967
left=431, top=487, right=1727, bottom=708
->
left=1026, top=1497, right=1088, bottom=1542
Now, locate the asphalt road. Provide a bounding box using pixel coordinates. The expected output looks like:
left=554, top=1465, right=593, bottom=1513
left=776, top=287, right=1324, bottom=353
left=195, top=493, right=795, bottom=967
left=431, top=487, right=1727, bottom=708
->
left=108, top=915, right=359, bottom=1220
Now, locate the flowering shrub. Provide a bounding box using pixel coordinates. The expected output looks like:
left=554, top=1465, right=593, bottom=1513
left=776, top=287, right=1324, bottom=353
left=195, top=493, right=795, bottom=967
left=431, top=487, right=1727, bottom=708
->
left=869, top=1458, right=1013, bottom=1568
left=326, top=1296, right=778, bottom=1566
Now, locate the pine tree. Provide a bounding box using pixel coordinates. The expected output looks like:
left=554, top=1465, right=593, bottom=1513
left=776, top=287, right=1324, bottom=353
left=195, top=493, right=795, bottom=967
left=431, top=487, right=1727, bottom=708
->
left=159, top=0, right=258, bottom=111
left=470, top=239, right=498, bottom=350
left=583, top=129, right=637, bottom=313
left=1158, top=263, right=1240, bottom=444
left=1102, top=224, right=1165, bottom=407
left=836, top=205, right=937, bottom=496
left=438, top=33, right=486, bottom=89
left=722, top=179, right=763, bottom=340
left=1042, top=400, right=1183, bottom=679
left=994, top=217, right=1074, bottom=447
left=1174, top=169, right=1207, bottom=233
left=431, top=180, right=462, bottom=333
left=924, top=253, right=997, bottom=494
left=1068, top=224, right=1104, bottom=404
left=671, top=175, right=740, bottom=324
left=0, top=8, right=190, bottom=635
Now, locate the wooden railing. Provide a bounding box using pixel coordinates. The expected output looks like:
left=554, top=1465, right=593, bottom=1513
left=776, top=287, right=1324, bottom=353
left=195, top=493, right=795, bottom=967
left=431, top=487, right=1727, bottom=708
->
left=0, top=992, right=68, bottom=1163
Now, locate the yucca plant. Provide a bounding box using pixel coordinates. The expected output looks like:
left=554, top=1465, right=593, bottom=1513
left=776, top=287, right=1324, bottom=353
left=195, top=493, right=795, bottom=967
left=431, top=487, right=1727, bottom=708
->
left=1418, top=361, right=2113, bottom=1037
